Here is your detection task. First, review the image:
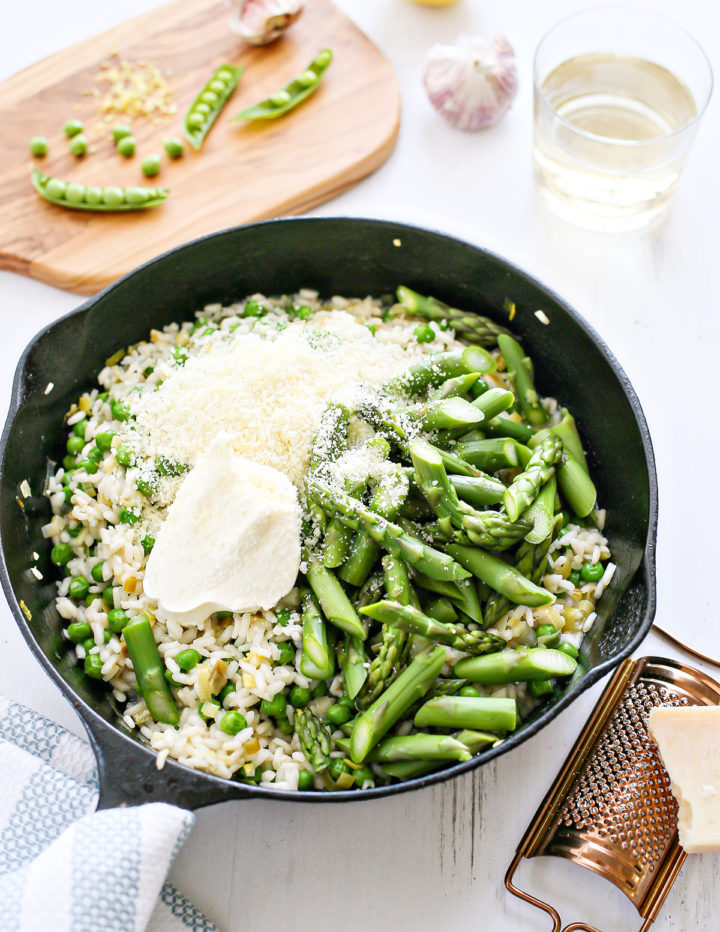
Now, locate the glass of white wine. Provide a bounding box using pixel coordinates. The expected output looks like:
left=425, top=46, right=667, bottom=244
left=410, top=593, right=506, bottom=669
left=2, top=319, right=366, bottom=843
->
left=533, top=7, right=713, bottom=231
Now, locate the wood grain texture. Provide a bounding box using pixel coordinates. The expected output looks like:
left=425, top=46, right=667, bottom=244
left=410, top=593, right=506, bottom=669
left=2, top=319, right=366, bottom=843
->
left=0, top=0, right=400, bottom=294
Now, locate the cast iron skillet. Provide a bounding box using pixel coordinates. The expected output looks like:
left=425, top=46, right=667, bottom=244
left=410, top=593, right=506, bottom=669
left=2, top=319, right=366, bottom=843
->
left=0, top=218, right=657, bottom=810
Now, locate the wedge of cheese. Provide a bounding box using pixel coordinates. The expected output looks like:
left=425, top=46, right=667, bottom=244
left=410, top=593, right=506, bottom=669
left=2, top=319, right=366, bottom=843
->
left=648, top=706, right=720, bottom=854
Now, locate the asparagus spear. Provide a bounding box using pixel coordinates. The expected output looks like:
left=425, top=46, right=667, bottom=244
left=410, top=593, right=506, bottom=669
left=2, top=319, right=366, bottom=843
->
left=448, top=474, right=505, bottom=508
left=420, top=396, right=484, bottom=431
left=414, top=696, right=517, bottom=732
left=523, top=475, right=557, bottom=544
left=338, top=471, right=408, bottom=587
left=355, top=571, right=385, bottom=610
left=368, top=733, right=472, bottom=763
left=482, top=416, right=534, bottom=443
left=361, top=600, right=505, bottom=655
left=381, top=760, right=444, bottom=779
left=455, top=438, right=524, bottom=472
left=384, top=346, right=496, bottom=397
left=411, top=571, right=483, bottom=624
left=557, top=454, right=597, bottom=518
left=299, top=588, right=335, bottom=680
left=455, top=729, right=503, bottom=752
left=551, top=407, right=589, bottom=474
left=308, top=478, right=471, bottom=582
left=395, top=286, right=510, bottom=347
left=338, top=635, right=368, bottom=700
left=123, top=615, right=179, bottom=725
left=356, top=554, right=412, bottom=709
left=504, top=434, right=563, bottom=522
left=429, top=372, right=482, bottom=401
left=306, top=562, right=366, bottom=640
left=497, top=333, right=548, bottom=426
left=446, top=544, right=555, bottom=606
left=294, top=707, right=333, bottom=772
left=424, top=597, right=459, bottom=624
left=309, top=402, right=350, bottom=470
left=350, top=644, right=446, bottom=762
left=470, top=387, right=515, bottom=421
left=453, top=647, right=578, bottom=683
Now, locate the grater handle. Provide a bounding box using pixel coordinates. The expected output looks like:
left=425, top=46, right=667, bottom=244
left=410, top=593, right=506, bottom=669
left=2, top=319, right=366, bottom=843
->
left=504, top=852, right=656, bottom=932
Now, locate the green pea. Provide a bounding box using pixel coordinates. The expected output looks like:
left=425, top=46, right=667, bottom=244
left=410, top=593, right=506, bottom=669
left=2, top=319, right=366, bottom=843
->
left=63, top=119, right=84, bottom=138
left=64, top=487, right=74, bottom=504
left=67, top=621, right=92, bottom=643
left=165, top=668, right=182, bottom=687
left=107, top=608, right=129, bottom=633
left=187, top=112, right=204, bottom=128
left=68, top=575, right=90, bottom=600
left=84, top=652, right=105, bottom=679
left=72, top=418, right=87, bottom=438
left=297, top=70, right=317, bottom=87
left=66, top=435, right=84, bottom=455
left=314, top=50, right=332, bottom=68
left=102, top=585, right=115, bottom=605
left=91, top=561, right=105, bottom=583
left=125, top=187, right=150, bottom=205
left=82, top=637, right=96, bottom=653
left=110, top=399, right=131, bottom=421
left=459, top=685, right=480, bottom=698
left=66, top=183, right=85, bottom=203
left=270, top=90, right=291, bottom=107
left=51, top=543, right=74, bottom=566
left=530, top=679, right=554, bottom=698
left=163, top=137, right=184, bottom=159
left=118, top=507, right=140, bottom=525
left=328, top=758, right=350, bottom=780
left=112, top=124, right=132, bottom=142
left=354, top=765, right=374, bottom=788
left=275, top=607, right=292, bottom=626
left=338, top=695, right=355, bottom=708
left=216, top=68, right=234, bottom=81
left=195, top=103, right=212, bottom=116
left=136, top=476, right=156, bottom=497
left=289, top=685, right=312, bottom=708
left=201, top=91, right=219, bottom=105
left=103, top=187, right=125, bottom=207
left=69, top=134, right=87, bottom=157
left=558, top=642, right=579, bottom=660
left=103, top=629, right=112, bottom=644
left=567, top=570, right=581, bottom=588
left=141, top=155, right=161, bottom=178
left=208, top=80, right=225, bottom=93
left=327, top=703, right=352, bottom=726
left=67, top=524, right=82, bottom=538
left=141, top=535, right=155, bottom=555
left=87, top=447, right=103, bottom=463
left=46, top=178, right=67, bottom=200
left=85, top=594, right=96, bottom=607
left=176, top=648, right=201, bottom=671
left=76, top=458, right=98, bottom=474
left=244, top=300, right=266, bottom=318
left=85, top=186, right=103, bottom=204
left=29, top=136, right=48, bottom=157
left=97, top=391, right=109, bottom=402
left=581, top=561, right=605, bottom=582
left=219, top=710, right=248, bottom=735
left=116, top=445, right=133, bottom=466
left=536, top=623, right=560, bottom=648
left=218, top=681, right=236, bottom=704
left=95, top=431, right=115, bottom=452
left=276, top=641, right=295, bottom=665
left=311, top=682, right=327, bottom=698
left=414, top=323, right=435, bottom=344
left=63, top=455, right=76, bottom=471
left=275, top=715, right=293, bottom=735
left=260, top=693, right=287, bottom=719
left=117, top=136, right=136, bottom=157
left=297, top=769, right=314, bottom=791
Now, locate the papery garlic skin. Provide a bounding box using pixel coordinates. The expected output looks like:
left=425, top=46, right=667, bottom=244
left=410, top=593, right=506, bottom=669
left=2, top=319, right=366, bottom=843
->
left=229, top=0, right=304, bottom=46
left=423, top=35, right=518, bottom=131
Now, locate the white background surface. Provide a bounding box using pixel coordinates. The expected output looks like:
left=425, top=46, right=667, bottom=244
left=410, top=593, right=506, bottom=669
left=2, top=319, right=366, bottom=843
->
left=2, top=1, right=719, bottom=929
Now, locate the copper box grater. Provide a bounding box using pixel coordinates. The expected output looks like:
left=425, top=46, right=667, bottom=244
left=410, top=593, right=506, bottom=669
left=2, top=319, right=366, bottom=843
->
left=505, top=655, right=720, bottom=932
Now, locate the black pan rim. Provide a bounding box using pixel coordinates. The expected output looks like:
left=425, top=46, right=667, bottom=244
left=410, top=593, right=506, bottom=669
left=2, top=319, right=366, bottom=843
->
left=0, top=216, right=658, bottom=805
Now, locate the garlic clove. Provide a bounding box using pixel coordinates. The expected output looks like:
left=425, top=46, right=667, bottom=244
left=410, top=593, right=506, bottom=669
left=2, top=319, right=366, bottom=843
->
left=423, top=34, right=519, bottom=131
left=229, top=0, right=304, bottom=46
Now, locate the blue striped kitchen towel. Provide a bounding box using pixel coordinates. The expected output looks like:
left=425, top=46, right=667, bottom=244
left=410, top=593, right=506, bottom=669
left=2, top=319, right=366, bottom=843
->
left=0, top=695, right=218, bottom=932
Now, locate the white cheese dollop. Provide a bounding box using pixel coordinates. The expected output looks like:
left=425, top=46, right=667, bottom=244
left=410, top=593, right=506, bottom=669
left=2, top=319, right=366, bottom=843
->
left=143, top=435, right=301, bottom=625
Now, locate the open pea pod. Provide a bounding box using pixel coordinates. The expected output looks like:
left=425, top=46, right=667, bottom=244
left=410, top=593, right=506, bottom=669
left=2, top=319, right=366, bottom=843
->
left=31, top=169, right=169, bottom=212
left=184, top=63, right=244, bottom=150
left=232, top=49, right=333, bottom=121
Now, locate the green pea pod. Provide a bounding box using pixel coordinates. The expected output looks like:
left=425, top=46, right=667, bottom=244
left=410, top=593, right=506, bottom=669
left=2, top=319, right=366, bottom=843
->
left=184, top=63, right=244, bottom=150
left=232, top=49, right=333, bottom=121
left=31, top=170, right=169, bottom=212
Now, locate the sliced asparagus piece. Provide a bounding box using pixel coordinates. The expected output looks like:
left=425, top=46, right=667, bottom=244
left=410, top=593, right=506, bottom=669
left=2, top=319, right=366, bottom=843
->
left=368, top=733, right=472, bottom=763
left=306, top=562, right=366, bottom=640
left=448, top=474, right=506, bottom=508
left=446, top=544, right=555, bottom=606
left=497, top=333, right=548, bottom=426
left=384, top=346, right=496, bottom=397
left=395, top=286, right=510, bottom=347
left=123, top=615, right=179, bottom=725
left=453, top=647, right=578, bottom=683
left=429, top=372, right=482, bottom=401
left=414, top=696, right=517, bottom=732
left=299, top=588, right=335, bottom=680
left=523, top=475, right=557, bottom=544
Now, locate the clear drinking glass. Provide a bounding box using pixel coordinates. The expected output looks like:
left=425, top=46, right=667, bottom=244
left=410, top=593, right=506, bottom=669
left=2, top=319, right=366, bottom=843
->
left=533, top=7, right=713, bottom=231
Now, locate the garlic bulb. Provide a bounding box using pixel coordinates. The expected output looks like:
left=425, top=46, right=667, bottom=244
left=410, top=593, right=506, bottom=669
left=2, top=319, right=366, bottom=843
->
left=229, top=0, right=304, bottom=46
left=423, top=35, right=518, bottom=131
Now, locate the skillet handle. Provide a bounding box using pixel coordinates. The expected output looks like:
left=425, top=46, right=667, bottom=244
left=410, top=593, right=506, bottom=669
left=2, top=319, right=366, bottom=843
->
left=81, top=712, right=252, bottom=811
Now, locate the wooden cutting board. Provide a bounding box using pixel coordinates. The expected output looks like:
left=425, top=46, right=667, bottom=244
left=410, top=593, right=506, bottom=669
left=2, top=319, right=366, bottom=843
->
left=0, top=0, right=400, bottom=294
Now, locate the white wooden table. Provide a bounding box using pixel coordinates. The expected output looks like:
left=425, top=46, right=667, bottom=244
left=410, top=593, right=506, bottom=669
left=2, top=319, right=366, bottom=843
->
left=2, top=1, right=719, bottom=929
